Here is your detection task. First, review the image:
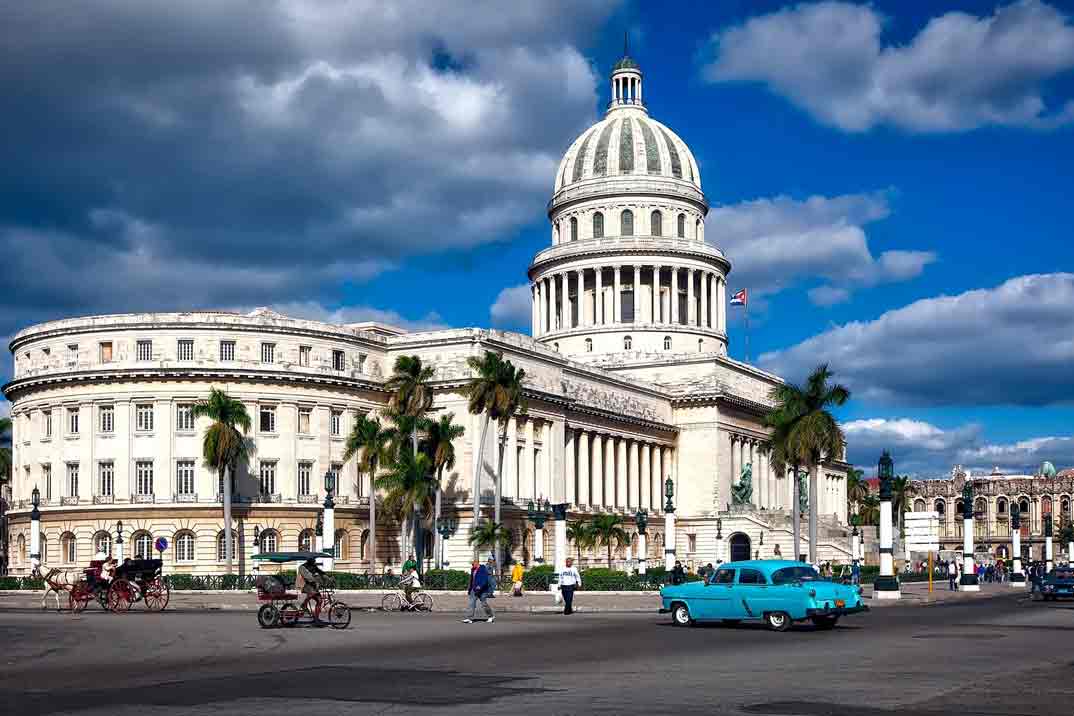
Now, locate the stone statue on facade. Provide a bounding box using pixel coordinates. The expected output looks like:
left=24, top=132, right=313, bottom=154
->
left=731, top=463, right=753, bottom=505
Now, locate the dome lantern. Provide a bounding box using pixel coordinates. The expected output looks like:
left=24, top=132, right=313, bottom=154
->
left=609, top=33, right=644, bottom=113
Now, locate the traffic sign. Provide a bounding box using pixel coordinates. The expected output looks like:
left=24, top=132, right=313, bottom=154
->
left=154, top=536, right=169, bottom=553
left=904, top=512, right=939, bottom=551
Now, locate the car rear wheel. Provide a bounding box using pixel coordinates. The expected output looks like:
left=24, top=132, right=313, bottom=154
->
left=671, top=603, right=693, bottom=627
left=810, top=615, right=839, bottom=630
left=765, top=611, right=791, bottom=632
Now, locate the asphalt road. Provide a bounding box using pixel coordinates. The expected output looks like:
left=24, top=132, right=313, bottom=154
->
left=0, top=591, right=1068, bottom=716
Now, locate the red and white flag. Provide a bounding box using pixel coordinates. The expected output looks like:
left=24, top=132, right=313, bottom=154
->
left=730, top=288, right=747, bottom=306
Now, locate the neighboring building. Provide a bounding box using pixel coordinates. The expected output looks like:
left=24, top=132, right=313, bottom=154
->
left=2, top=51, right=852, bottom=575
left=910, top=464, right=1073, bottom=562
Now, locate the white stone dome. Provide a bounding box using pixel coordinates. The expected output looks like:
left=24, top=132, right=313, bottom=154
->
left=554, top=111, right=702, bottom=194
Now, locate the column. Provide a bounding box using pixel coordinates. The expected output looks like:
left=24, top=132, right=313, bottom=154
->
left=506, top=417, right=518, bottom=499
left=628, top=440, right=640, bottom=508
left=637, top=531, right=647, bottom=574
left=640, top=443, right=651, bottom=510
left=1010, top=506, right=1025, bottom=585
left=700, top=273, right=709, bottom=328
left=533, top=524, right=545, bottom=564
left=960, top=499, right=979, bottom=591
left=29, top=503, right=41, bottom=573
left=531, top=284, right=538, bottom=336
left=524, top=418, right=535, bottom=500
left=541, top=279, right=548, bottom=334
left=544, top=421, right=555, bottom=501
left=651, top=266, right=659, bottom=323
left=560, top=273, right=570, bottom=331
left=652, top=446, right=663, bottom=513
left=594, top=266, right=603, bottom=325
left=686, top=269, right=695, bottom=326
left=548, top=276, right=557, bottom=331
left=553, top=503, right=568, bottom=577
left=749, top=441, right=758, bottom=506
left=592, top=432, right=604, bottom=506
left=604, top=435, right=615, bottom=508
left=578, top=430, right=590, bottom=506
left=717, top=276, right=727, bottom=333
left=757, top=446, right=766, bottom=508
left=613, top=266, right=621, bottom=323
left=322, top=494, right=335, bottom=571
left=576, top=268, right=585, bottom=327
left=564, top=428, right=576, bottom=505
left=616, top=438, right=628, bottom=508
left=671, top=267, right=679, bottom=324
left=875, top=487, right=901, bottom=599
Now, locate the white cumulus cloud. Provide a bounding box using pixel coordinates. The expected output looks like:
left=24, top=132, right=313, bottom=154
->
left=490, top=284, right=534, bottom=328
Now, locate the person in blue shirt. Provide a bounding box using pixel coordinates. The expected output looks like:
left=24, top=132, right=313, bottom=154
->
left=462, top=558, right=495, bottom=624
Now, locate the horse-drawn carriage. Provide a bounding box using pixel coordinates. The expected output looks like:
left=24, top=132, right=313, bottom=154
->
left=67, top=558, right=170, bottom=613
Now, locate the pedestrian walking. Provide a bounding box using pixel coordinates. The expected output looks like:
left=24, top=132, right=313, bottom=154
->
left=671, top=561, right=686, bottom=585
left=851, top=560, right=861, bottom=586
left=948, top=559, right=957, bottom=591
left=462, top=558, right=495, bottom=624
left=511, top=561, right=525, bottom=597
left=559, top=557, right=582, bottom=615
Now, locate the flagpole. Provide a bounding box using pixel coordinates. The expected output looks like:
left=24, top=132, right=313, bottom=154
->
left=745, top=297, right=750, bottom=364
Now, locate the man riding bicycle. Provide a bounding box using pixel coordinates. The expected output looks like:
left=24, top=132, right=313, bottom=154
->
left=297, top=557, right=328, bottom=623
left=399, top=567, right=421, bottom=607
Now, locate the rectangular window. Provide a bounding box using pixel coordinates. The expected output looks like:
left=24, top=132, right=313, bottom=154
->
left=621, top=290, right=635, bottom=322
left=298, top=462, right=313, bottom=496
left=331, top=462, right=343, bottom=491
left=99, top=405, right=114, bottom=434
left=687, top=533, right=697, bottom=553
left=220, top=340, right=235, bottom=362
left=67, top=462, right=79, bottom=497
left=98, top=462, right=114, bottom=497
left=177, top=339, right=194, bottom=361
left=136, top=403, right=154, bottom=432
left=299, top=345, right=311, bottom=367
left=136, top=461, right=154, bottom=496
left=259, top=461, right=276, bottom=496
left=99, top=341, right=113, bottom=363
left=67, top=344, right=78, bottom=366
left=43, top=464, right=52, bottom=500
left=176, top=404, right=195, bottom=432
left=358, top=354, right=367, bottom=373
left=176, top=460, right=196, bottom=495
left=68, top=407, right=80, bottom=435
left=259, top=405, right=276, bottom=433
left=330, top=410, right=342, bottom=437
left=136, top=340, right=152, bottom=361
left=332, top=350, right=346, bottom=371
left=298, top=407, right=311, bottom=434
left=261, top=342, right=275, bottom=364
left=43, top=410, right=52, bottom=439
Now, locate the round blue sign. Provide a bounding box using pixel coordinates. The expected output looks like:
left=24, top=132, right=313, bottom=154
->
left=154, top=537, right=169, bottom=552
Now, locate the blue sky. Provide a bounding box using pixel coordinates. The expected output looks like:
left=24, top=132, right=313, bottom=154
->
left=2, top=1, right=1074, bottom=476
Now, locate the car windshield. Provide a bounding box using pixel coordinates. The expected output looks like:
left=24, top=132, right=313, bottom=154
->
left=709, top=568, right=736, bottom=585
left=771, top=566, right=820, bottom=585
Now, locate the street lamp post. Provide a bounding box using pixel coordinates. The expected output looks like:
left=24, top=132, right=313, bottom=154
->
left=635, top=509, right=649, bottom=575
left=436, top=514, right=457, bottom=569
left=322, top=470, right=336, bottom=571
left=525, top=499, right=552, bottom=565
left=715, top=518, right=724, bottom=563
left=552, top=503, right=568, bottom=580
left=873, top=451, right=901, bottom=600
left=1044, top=514, right=1054, bottom=573
left=29, top=486, right=41, bottom=573
left=664, top=477, right=676, bottom=571
left=1009, top=504, right=1025, bottom=587
left=851, top=516, right=861, bottom=569
left=959, top=481, right=979, bottom=592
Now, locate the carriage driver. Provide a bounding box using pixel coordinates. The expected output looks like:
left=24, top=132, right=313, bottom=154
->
left=297, top=557, right=328, bottom=623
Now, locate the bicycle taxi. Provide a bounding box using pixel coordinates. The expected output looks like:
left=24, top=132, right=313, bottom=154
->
left=252, top=551, right=351, bottom=629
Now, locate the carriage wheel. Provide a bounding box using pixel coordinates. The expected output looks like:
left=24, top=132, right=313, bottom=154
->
left=328, top=602, right=351, bottom=629
left=107, top=580, right=135, bottom=612
left=96, top=587, right=110, bottom=610
left=279, top=603, right=301, bottom=627
left=143, top=578, right=170, bottom=612
left=381, top=593, right=401, bottom=612
left=68, top=583, right=91, bottom=613
left=415, top=593, right=434, bottom=612
left=257, top=604, right=280, bottom=629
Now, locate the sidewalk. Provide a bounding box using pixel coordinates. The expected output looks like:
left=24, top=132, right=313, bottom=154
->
left=0, top=580, right=1017, bottom=613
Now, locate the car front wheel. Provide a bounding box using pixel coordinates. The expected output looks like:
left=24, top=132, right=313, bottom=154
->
left=671, top=603, right=693, bottom=627
left=765, top=611, right=791, bottom=632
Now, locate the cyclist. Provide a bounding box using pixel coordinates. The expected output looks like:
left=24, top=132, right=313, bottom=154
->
left=297, top=557, right=328, bottom=623
left=399, top=567, right=421, bottom=608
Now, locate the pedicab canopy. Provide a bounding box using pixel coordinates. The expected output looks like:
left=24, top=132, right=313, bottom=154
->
left=251, top=551, right=331, bottom=563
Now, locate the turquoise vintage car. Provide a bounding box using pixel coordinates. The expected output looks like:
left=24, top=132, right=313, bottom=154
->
left=660, top=560, right=867, bottom=631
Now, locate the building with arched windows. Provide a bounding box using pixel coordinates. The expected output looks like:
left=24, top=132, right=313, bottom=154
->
left=3, top=50, right=854, bottom=575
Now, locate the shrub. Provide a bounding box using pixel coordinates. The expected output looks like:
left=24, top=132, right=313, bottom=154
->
left=523, top=564, right=555, bottom=590
left=580, top=568, right=637, bottom=591
left=0, top=577, right=23, bottom=590
left=422, top=569, right=470, bottom=590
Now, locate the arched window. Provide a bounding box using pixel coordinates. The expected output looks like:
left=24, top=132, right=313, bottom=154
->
left=1019, top=498, right=1030, bottom=516
left=298, top=529, right=315, bottom=553
left=624, top=336, right=632, bottom=350
left=663, top=335, right=672, bottom=350
left=554, top=223, right=560, bottom=244
left=553, top=342, right=560, bottom=353
left=61, top=532, right=77, bottom=564
left=695, top=219, right=702, bottom=240
left=1062, top=497, right=1071, bottom=519
left=334, top=530, right=347, bottom=560
left=1043, top=496, right=1053, bottom=515
left=677, top=213, right=686, bottom=238
left=585, top=338, right=593, bottom=352
left=260, top=529, right=279, bottom=554
left=93, top=531, right=112, bottom=557
left=935, top=500, right=945, bottom=516
left=650, top=210, right=662, bottom=237
left=216, top=531, right=238, bottom=561
left=698, top=339, right=703, bottom=352
left=621, top=209, right=634, bottom=236
left=133, top=531, right=153, bottom=560
left=914, top=499, right=926, bottom=512
left=40, top=534, right=47, bottom=563
left=570, top=216, right=578, bottom=242
left=175, top=531, right=196, bottom=562
left=997, top=497, right=1008, bottom=516
left=593, top=212, right=604, bottom=238
left=360, top=529, right=371, bottom=560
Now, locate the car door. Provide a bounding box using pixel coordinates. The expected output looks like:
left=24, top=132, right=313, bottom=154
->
left=696, top=567, right=736, bottom=620
left=735, top=568, right=769, bottom=619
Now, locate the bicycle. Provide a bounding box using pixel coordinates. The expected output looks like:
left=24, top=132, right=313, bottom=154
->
left=381, top=590, right=434, bottom=612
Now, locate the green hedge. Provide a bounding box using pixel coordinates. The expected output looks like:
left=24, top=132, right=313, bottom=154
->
left=0, top=576, right=44, bottom=590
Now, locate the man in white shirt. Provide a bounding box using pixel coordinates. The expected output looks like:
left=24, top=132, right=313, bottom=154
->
left=559, top=557, right=582, bottom=615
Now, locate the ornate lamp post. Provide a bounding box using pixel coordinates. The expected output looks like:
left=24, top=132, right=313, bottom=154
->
left=29, top=486, right=41, bottom=573
left=715, top=517, right=724, bottom=563
left=436, top=513, right=457, bottom=569
left=552, top=502, right=569, bottom=583
left=664, top=476, right=676, bottom=571
left=1044, top=514, right=1054, bottom=573
left=873, top=451, right=901, bottom=599
left=1009, top=504, right=1025, bottom=587
left=959, top=481, right=979, bottom=592
left=850, top=515, right=861, bottom=568
left=115, top=519, right=124, bottom=562
left=635, top=509, right=649, bottom=574
left=322, top=470, right=336, bottom=570
left=525, top=499, right=552, bottom=565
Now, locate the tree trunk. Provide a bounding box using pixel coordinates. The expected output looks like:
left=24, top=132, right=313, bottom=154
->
left=493, top=422, right=507, bottom=575
left=222, top=465, right=233, bottom=574
left=792, top=464, right=801, bottom=562
left=434, top=468, right=443, bottom=569
left=369, top=461, right=377, bottom=573
left=471, top=413, right=491, bottom=538
left=607, top=542, right=612, bottom=569
left=808, top=463, right=819, bottom=564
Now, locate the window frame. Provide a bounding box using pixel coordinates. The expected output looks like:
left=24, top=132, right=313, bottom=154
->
left=43, top=409, right=53, bottom=439
left=219, top=340, right=236, bottom=362
left=261, top=342, right=275, bottom=364
left=175, top=532, right=196, bottom=562
left=711, top=568, right=736, bottom=585
left=177, top=339, right=194, bottom=361
left=135, top=403, right=154, bottom=432
left=330, top=409, right=342, bottom=437
left=259, top=405, right=277, bottom=434
left=621, top=209, right=634, bottom=236
left=99, top=404, right=114, bottom=434
left=176, top=460, right=196, bottom=496
left=259, top=460, right=277, bottom=496
left=98, top=461, right=114, bottom=497
left=176, top=403, right=195, bottom=432
left=136, top=340, right=153, bottom=362
left=67, top=462, right=79, bottom=497
left=67, top=407, right=80, bottom=435
left=650, top=210, right=662, bottom=237
left=299, top=345, right=312, bottom=367
left=135, top=460, right=154, bottom=497
left=298, top=407, right=312, bottom=435
left=570, top=216, right=578, bottom=241
left=298, top=461, right=313, bottom=497
left=593, top=212, right=604, bottom=238
left=99, top=341, right=113, bottom=363
left=738, top=568, right=767, bottom=585
left=677, top=213, right=686, bottom=238
left=332, top=349, right=346, bottom=371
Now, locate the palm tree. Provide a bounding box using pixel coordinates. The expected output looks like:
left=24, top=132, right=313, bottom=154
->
left=385, top=355, right=435, bottom=454
left=566, top=519, right=594, bottom=564
left=0, top=416, right=12, bottom=486
left=420, top=412, right=466, bottom=568
left=344, top=414, right=394, bottom=571
left=847, top=467, right=868, bottom=517
left=468, top=521, right=512, bottom=562
left=590, top=513, right=629, bottom=568
left=767, top=364, right=850, bottom=564
left=859, top=494, right=881, bottom=526
left=375, top=447, right=437, bottom=562
left=192, top=389, right=252, bottom=573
